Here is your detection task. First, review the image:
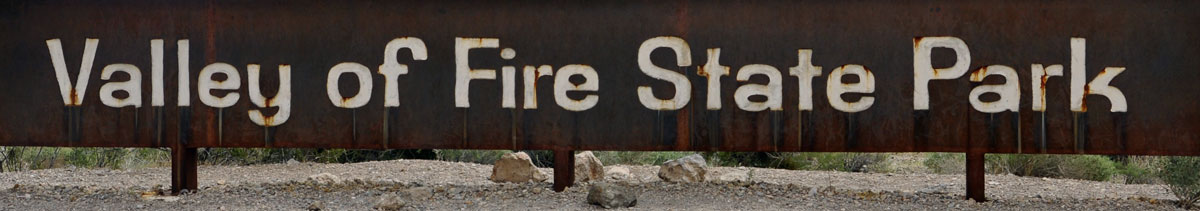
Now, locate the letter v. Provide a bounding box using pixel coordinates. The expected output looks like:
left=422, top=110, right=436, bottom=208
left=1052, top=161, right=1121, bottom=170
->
left=46, top=38, right=99, bottom=106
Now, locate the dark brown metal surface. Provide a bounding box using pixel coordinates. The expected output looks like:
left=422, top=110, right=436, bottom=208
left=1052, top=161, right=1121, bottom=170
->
left=1, top=0, right=1199, bottom=198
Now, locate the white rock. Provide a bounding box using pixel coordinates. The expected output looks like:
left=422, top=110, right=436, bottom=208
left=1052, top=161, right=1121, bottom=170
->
left=308, top=173, right=341, bottom=184
left=717, top=168, right=750, bottom=182
left=490, top=152, right=550, bottom=183
left=657, top=154, right=708, bottom=182
left=604, top=166, right=635, bottom=182
left=574, top=151, right=605, bottom=183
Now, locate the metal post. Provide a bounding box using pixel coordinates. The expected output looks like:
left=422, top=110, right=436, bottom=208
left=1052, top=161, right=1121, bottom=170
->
left=552, top=150, right=575, bottom=192
left=965, top=151, right=986, bottom=202
left=170, top=146, right=198, bottom=194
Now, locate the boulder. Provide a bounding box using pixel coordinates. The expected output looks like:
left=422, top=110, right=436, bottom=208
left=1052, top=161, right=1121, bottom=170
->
left=574, top=151, right=605, bottom=183
left=657, top=154, right=707, bottom=182
left=586, top=182, right=638, bottom=209
left=604, top=166, right=635, bottom=182
left=490, top=152, right=550, bottom=183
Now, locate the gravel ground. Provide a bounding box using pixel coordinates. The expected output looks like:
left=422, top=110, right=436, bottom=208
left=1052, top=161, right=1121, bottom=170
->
left=0, top=159, right=1186, bottom=210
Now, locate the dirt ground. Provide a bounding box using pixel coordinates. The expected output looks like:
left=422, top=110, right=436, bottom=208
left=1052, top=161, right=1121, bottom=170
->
left=0, top=158, right=1186, bottom=210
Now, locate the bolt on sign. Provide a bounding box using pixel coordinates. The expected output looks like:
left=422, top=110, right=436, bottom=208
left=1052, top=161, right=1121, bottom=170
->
left=0, top=0, right=1198, bottom=201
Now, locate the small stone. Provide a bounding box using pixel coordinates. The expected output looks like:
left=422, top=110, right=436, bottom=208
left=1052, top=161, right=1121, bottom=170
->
left=373, top=193, right=407, bottom=211
left=287, top=159, right=300, bottom=165
left=604, top=166, right=635, bottom=182
left=308, top=173, right=341, bottom=184
left=587, top=182, right=638, bottom=209
left=657, top=154, right=707, bottom=182
left=490, top=152, right=550, bottom=183
left=216, top=180, right=227, bottom=185
left=142, top=195, right=181, bottom=202
left=306, top=201, right=325, bottom=211
left=403, top=187, right=432, bottom=200
left=574, top=151, right=606, bottom=183
left=716, top=168, right=750, bottom=182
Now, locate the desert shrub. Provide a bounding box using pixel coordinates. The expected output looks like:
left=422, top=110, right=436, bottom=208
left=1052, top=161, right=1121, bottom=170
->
left=707, top=152, right=779, bottom=167
left=436, top=150, right=513, bottom=165
left=66, top=148, right=128, bottom=169
left=1116, top=156, right=1161, bottom=184
left=1160, top=156, right=1200, bottom=209
left=593, top=151, right=693, bottom=165
left=756, top=152, right=891, bottom=173
left=1058, top=155, right=1118, bottom=181
left=197, top=148, right=434, bottom=165
left=0, top=147, right=169, bottom=171
left=986, top=154, right=1060, bottom=177
left=335, top=149, right=435, bottom=163
left=923, top=153, right=965, bottom=174
left=986, top=154, right=1118, bottom=181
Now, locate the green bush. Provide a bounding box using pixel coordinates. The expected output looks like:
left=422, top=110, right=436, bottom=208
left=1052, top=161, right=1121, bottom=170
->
left=923, top=153, right=965, bottom=174
left=1160, top=156, right=1200, bottom=209
left=592, top=151, right=693, bottom=166
left=1058, top=155, right=1118, bottom=181
left=718, top=152, right=891, bottom=173
left=986, top=154, right=1118, bottom=182
left=1116, top=156, right=1160, bottom=184
left=66, top=148, right=127, bottom=169
left=0, top=147, right=169, bottom=171
left=707, top=152, right=779, bottom=168
left=436, top=150, right=512, bottom=165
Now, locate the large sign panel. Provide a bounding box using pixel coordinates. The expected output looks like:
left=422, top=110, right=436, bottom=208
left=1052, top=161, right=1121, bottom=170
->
left=1, top=0, right=1198, bottom=157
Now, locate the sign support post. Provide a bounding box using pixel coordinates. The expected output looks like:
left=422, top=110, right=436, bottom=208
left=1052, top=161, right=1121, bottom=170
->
left=171, top=146, right=198, bottom=194
left=553, top=150, right=575, bottom=192
left=966, top=151, right=986, bottom=202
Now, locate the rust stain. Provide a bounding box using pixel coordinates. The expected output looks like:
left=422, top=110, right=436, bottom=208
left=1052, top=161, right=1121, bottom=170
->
left=676, top=105, right=690, bottom=150
left=69, top=88, right=78, bottom=105
left=673, top=0, right=689, bottom=37
left=696, top=65, right=708, bottom=77
left=1039, top=73, right=1049, bottom=107
left=1080, top=84, right=1090, bottom=111
left=970, top=66, right=988, bottom=81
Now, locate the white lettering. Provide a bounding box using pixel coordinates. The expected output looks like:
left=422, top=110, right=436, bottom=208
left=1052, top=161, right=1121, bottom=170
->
left=197, top=63, right=241, bottom=108
left=733, top=64, right=782, bottom=111
left=522, top=65, right=554, bottom=109
left=1030, top=64, right=1063, bottom=111
left=378, top=37, right=427, bottom=107
left=1069, top=38, right=1128, bottom=112
left=636, top=36, right=692, bottom=110
left=969, top=65, right=1019, bottom=113
left=454, top=37, right=499, bottom=108
left=827, top=65, right=875, bottom=112
left=45, top=38, right=98, bottom=106
left=327, top=62, right=373, bottom=108
left=788, top=49, right=822, bottom=111
left=247, top=64, right=291, bottom=126
left=702, top=48, right=729, bottom=110
left=98, top=64, right=142, bottom=108
left=913, top=37, right=971, bottom=110
left=553, top=65, right=599, bottom=111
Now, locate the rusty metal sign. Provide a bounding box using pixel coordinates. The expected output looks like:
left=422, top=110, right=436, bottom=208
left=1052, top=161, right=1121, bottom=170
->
left=1, top=0, right=1198, bottom=200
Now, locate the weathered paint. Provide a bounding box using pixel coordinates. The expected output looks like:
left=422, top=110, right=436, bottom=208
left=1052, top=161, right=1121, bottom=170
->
left=0, top=0, right=1198, bottom=200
